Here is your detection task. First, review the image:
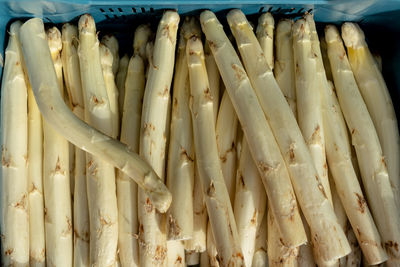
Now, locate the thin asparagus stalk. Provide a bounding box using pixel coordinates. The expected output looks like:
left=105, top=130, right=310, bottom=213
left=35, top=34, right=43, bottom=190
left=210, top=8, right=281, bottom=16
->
left=133, top=24, right=152, bottom=61
left=117, top=54, right=145, bottom=266
left=43, top=26, right=73, bottom=267
left=100, top=43, right=120, bottom=138
left=207, top=223, right=220, bottom=267
left=1, top=21, right=29, bottom=266
left=216, top=90, right=238, bottom=203
left=138, top=11, right=179, bottom=266
left=167, top=240, right=186, bottom=267
left=167, top=17, right=199, bottom=241
left=186, top=251, right=200, bottom=265
left=234, top=138, right=267, bottom=267
left=326, top=24, right=400, bottom=263
left=320, top=46, right=387, bottom=264
left=61, top=23, right=89, bottom=267
left=256, top=12, right=274, bottom=70
left=187, top=35, right=244, bottom=266
left=101, top=34, right=119, bottom=75
left=251, top=210, right=268, bottom=267
left=204, top=41, right=221, bottom=122
left=202, top=10, right=306, bottom=249
left=116, top=53, right=129, bottom=116
left=274, top=19, right=297, bottom=117
left=342, top=22, right=400, bottom=215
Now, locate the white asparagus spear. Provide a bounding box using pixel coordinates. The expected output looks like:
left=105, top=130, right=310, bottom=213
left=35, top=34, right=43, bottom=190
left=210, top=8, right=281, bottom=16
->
left=320, top=36, right=333, bottom=82
left=216, top=90, right=238, bottom=203
left=100, top=43, right=120, bottom=138
left=256, top=12, right=274, bottom=71
left=186, top=251, right=200, bottom=265
left=341, top=22, right=400, bottom=213
left=320, top=48, right=387, bottom=264
left=167, top=17, right=199, bottom=241
left=234, top=138, right=267, bottom=267
left=101, top=34, right=119, bottom=75
left=61, top=23, right=90, bottom=267
left=274, top=19, right=297, bottom=117
left=133, top=24, right=152, bottom=61
left=202, top=10, right=306, bottom=249
left=116, top=53, right=129, bottom=116
left=187, top=35, right=245, bottom=266
left=77, top=15, right=119, bottom=266
left=326, top=24, right=400, bottom=262
left=204, top=40, right=221, bottom=122
left=138, top=11, right=179, bottom=266
left=207, top=222, right=220, bottom=267
left=117, top=54, right=145, bottom=267
left=1, top=21, right=29, bottom=266
left=251, top=210, right=268, bottom=267
left=167, top=240, right=186, bottom=267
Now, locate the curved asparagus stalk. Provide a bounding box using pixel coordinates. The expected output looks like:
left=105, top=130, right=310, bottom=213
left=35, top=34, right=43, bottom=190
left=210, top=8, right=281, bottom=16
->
left=216, top=90, right=238, bottom=203
left=1, top=21, right=29, bottom=266
left=342, top=22, right=400, bottom=217
left=100, top=44, right=119, bottom=138
left=207, top=223, right=220, bottom=267
left=251, top=210, right=268, bottom=267
left=320, top=45, right=387, bottom=264
left=234, top=138, right=267, bottom=267
left=186, top=251, right=200, bottom=265
left=274, top=19, right=296, bottom=117
left=117, top=54, right=145, bottom=266
left=101, top=34, right=119, bottom=75
left=326, top=24, right=400, bottom=262
left=116, top=54, right=129, bottom=116
left=133, top=24, right=152, bottom=61
left=138, top=11, right=179, bottom=266
left=187, top=36, right=244, bottom=266
left=256, top=12, right=274, bottom=71
left=167, top=240, right=186, bottom=267
left=202, top=10, right=306, bottom=249
left=61, top=23, right=90, bottom=267
left=167, top=17, right=199, bottom=241
left=204, top=41, right=221, bottom=122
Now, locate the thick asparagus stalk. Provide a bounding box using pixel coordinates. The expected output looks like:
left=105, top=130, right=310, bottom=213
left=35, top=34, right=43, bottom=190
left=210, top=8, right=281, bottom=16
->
left=167, top=17, right=199, bottom=241
left=251, top=210, right=268, bottom=267
left=342, top=22, right=400, bottom=216
left=274, top=19, right=296, bottom=117
left=61, top=23, right=89, bottom=267
left=256, top=12, right=274, bottom=70
left=234, top=138, right=267, bottom=267
left=187, top=35, right=244, bottom=266
left=100, top=43, right=120, bottom=138
left=116, top=53, right=129, bottom=116
left=167, top=240, right=186, bottom=267
left=320, top=46, right=387, bottom=264
left=138, top=11, right=179, bottom=266
left=204, top=41, right=221, bottom=122
left=1, top=21, right=29, bottom=266
left=202, top=10, right=305, bottom=249
left=326, top=24, right=400, bottom=262
left=101, top=34, right=119, bottom=75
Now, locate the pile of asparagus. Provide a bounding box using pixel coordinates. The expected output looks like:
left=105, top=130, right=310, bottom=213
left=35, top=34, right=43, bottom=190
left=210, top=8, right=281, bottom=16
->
left=1, top=8, right=399, bottom=267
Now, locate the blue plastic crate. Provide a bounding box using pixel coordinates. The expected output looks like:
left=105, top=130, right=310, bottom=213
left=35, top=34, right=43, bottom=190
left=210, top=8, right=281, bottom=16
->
left=0, top=0, right=400, bottom=110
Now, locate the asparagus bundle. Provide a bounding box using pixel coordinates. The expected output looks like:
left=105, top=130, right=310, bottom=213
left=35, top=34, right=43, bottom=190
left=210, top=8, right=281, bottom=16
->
left=1, top=21, right=29, bottom=266
left=187, top=35, right=244, bottom=266
left=138, top=11, right=179, bottom=266
left=61, top=23, right=89, bottom=267
left=326, top=24, right=400, bottom=264
left=256, top=12, right=274, bottom=70
left=116, top=53, right=129, bottom=115
left=201, top=10, right=306, bottom=249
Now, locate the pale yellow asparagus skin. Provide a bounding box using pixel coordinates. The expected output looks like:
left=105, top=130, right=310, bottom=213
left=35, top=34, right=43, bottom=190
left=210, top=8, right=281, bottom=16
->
left=256, top=12, right=274, bottom=70
left=320, top=40, right=387, bottom=264
left=204, top=41, right=221, bottom=122
left=101, top=34, right=119, bottom=75
left=117, top=56, right=145, bottom=267
left=1, top=21, right=29, bottom=266
left=61, top=23, right=90, bottom=267
left=100, top=43, right=120, bottom=138
left=233, top=138, right=267, bottom=267
left=138, top=11, right=179, bottom=267
left=167, top=240, right=186, bottom=267
left=116, top=53, right=129, bottom=116
left=251, top=209, right=268, bottom=267
left=133, top=24, right=152, bottom=60
left=167, top=17, right=200, bottom=241
left=201, top=10, right=305, bottom=249
left=326, top=24, right=400, bottom=263
left=77, top=15, right=119, bottom=266
left=226, top=10, right=350, bottom=259
left=207, top=223, right=220, bottom=267
left=187, top=36, right=245, bottom=266
left=274, top=19, right=297, bottom=117
left=186, top=251, right=200, bottom=265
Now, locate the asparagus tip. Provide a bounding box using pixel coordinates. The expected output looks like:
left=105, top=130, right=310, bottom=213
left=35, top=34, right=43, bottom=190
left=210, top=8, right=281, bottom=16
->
left=292, top=18, right=310, bottom=40
left=341, top=22, right=366, bottom=49
left=324, top=24, right=341, bottom=44
left=258, top=12, right=275, bottom=27
left=78, top=14, right=96, bottom=35
left=47, top=27, right=62, bottom=53
left=227, top=9, right=248, bottom=28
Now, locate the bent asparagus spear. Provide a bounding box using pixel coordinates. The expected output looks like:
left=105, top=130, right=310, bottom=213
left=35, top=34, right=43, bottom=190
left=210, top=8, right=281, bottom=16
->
left=187, top=35, right=244, bottom=266
left=201, top=10, right=305, bottom=249
left=19, top=17, right=171, bottom=213
left=1, top=20, right=29, bottom=267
